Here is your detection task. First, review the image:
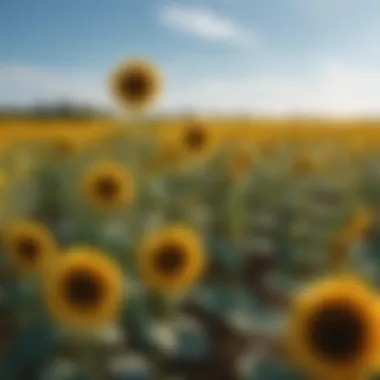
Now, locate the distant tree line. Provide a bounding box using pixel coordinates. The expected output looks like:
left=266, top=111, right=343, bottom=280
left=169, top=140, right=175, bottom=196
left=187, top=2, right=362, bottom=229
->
left=0, top=101, right=113, bottom=120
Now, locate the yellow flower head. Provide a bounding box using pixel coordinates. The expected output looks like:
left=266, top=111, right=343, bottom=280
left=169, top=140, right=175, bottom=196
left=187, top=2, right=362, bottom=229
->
left=287, top=276, right=380, bottom=379
left=82, top=161, right=135, bottom=210
left=110, top=59, right=162, bottom=111
left=183, top=124, right=207, bottom=151
left=43, top=246, right=124, bottom=329
left=175, top=120, right=219, bottom=163
left=138, top=225, right=205, bottom=296
left=3, top=221, right=58, bottom=275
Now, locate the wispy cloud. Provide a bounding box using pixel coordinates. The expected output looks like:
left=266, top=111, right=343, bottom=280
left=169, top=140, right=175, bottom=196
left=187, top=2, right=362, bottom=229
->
left=158, top=4, right=257, bottom=46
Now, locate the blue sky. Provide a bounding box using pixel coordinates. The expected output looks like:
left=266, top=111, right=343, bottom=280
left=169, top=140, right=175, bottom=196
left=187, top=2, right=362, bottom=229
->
left=1, top=0, right=380, bottom=115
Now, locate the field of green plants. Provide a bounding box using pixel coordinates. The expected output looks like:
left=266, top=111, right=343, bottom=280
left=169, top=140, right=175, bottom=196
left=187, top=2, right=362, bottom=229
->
left=1, top=59, right=380, bottom=380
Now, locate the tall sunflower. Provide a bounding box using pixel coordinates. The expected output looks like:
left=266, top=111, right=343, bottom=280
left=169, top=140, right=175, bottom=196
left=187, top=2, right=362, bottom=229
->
left=110, top=59, right=162, bottom=111
left=287, top=276, right=380, bottom=379
left=2, top=221, right=58, bottom=275
left=176, top=120, right=218, bottom=163
left=82, top=161, right=135, bottom=210
left=43, top=246, right=124, bottom=329
left=138, top=225, right=205, bottom=296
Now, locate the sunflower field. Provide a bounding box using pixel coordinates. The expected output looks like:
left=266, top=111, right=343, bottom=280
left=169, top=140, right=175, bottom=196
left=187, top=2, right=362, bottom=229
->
left=2, top=59, right=380, bottom=380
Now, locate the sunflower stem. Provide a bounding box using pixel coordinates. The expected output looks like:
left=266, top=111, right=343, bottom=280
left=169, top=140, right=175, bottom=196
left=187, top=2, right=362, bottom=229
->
left=76, top=336, right=110, bottom=380
left=148, top=291, right=176, bottom=322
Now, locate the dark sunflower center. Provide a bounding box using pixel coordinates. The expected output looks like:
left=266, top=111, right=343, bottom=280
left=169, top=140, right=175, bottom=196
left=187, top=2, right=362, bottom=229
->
left=96, top=176, right=119, bottom=199
left=308, top=302, right=367, bottom=362
left=16, top=237, right=40, bottom=261
left=121, top=72, right=149, bottom=100
left=185, top=127, right=205, bottom=150
left=154, top=244, right=187, bottom=275
left=64, top=269, right=104, bottom=308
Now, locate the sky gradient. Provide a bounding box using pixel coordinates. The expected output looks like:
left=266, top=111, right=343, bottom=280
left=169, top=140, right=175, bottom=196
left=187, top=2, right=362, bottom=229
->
left=1, top=0, right=380, bottom=115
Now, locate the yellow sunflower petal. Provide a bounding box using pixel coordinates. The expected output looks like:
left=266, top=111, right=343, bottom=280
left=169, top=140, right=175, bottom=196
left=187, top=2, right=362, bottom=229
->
left=3, top=221, right=58, bottom=275
left=110, top=59, right=162, bottom=111
left=170, top=120, right=220, bottom=164
left=138, top=225, right=205, bottom=296
left=43, top=246, right=124, bottom=330
left=287, top=276, right=380, bottom=379
left=82, top=161, right=135, bottom=210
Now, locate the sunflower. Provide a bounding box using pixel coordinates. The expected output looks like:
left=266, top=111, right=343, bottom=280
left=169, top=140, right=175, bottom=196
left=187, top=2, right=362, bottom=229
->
left=287, top=276, right=380, bottom=379
left=2, top=221, right=58, bottom=275
left=138, top=225, right=205, bottom=295
left=43, top=246, right=124, bottom=329
left=110, top=59, right=162, bottom=111
left=175, top=120, right=218, bottom=163
left=82, top=161, right=135, bottom=209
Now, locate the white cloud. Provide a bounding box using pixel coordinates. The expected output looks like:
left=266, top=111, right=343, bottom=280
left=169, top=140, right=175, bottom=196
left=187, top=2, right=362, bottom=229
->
left=1, top=58, right=380, bottom=117
left=160, top=58, right=380, bottom=116
left=158, top=4, right=256, bottom=46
